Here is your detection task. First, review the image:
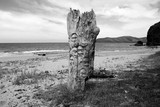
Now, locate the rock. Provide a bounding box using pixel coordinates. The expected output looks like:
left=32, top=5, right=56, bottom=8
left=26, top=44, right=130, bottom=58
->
left=67, top=8, right=100, bottom=91
left=134, top=41, right=143, bottom=46
left=15, top=89, right=26, bottom=92
left=37, top=53, right=46, bottom=56
left=17, top=96, right=22, bottom=99
left=2, top=90, right=7, bottom=94
left=45, top=70, right=49, bottom=74
left=147, top=21, right=160, bottom=46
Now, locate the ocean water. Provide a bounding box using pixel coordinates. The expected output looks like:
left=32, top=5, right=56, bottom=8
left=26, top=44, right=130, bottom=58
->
left=0, top=43, right=145, bottom=57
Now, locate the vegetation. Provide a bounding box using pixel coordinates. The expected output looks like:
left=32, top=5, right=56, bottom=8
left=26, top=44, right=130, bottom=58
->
left=33, top=51, right=160, bottom=107
left=13, top=71, right=52, bottom=85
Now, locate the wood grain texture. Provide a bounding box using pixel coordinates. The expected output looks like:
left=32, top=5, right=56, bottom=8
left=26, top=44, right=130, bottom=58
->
left=67, top=8, right=100, bottom=91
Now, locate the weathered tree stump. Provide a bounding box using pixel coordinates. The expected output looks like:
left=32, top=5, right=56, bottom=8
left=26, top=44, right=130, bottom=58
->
left=67, top=8, right=100, bottom=91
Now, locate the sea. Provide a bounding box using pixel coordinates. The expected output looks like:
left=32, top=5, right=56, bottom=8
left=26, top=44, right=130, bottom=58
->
left=0, top=43, right=146, bottom=57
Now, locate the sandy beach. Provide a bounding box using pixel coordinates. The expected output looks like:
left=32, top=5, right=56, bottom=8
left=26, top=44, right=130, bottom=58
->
left=0, top=47, right=160, bottom=107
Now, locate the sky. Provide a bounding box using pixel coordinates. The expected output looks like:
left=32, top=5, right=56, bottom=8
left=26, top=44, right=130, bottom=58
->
left=0, top=0, right=160, bottom=43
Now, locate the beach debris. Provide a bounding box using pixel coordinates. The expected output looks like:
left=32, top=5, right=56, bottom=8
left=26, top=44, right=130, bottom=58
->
left=67, top=8, right=100, bottom=91
left=34, top=52, right=46, bottom=56
left=38, top=53, right=46, bottom=56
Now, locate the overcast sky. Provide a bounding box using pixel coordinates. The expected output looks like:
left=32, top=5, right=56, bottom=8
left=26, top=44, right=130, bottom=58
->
left=0, top=0, right=160, bottom=43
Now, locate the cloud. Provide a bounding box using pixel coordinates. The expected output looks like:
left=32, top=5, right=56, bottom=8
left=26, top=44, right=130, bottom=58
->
left=97, top=14, right=127, bottom=28
left=0, top=0, right=160, bottom=42
left=103, top=4, right=158, bottom=20
left=94, top=2, right=160, bottom=38
left=44, top=19, right=64, bottom=25
left=0, top=0, right=67, bottom=16
left=0, top=10, right=67, bottom=43
left=150, top=0, right=160, bottom=12
left=0, top=0, right=68, bottom=42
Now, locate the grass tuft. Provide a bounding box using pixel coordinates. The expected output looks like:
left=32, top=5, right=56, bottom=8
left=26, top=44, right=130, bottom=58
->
left=13, top=71, right=51, bottom=85
left=33, top=84, right=85, bottom=106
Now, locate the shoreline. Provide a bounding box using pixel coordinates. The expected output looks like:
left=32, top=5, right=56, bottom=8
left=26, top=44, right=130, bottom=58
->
left=0, top=46, right=158, bottom=61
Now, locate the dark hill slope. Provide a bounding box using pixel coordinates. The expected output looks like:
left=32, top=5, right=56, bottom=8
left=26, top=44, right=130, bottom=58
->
left=147, top=21, right=160, bottom=46
left=97, top=36, right=146, bottom=43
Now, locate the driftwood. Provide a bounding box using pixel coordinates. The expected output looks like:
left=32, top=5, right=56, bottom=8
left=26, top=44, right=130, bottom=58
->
left=67, top=8, right=100, bottom=91
left=34, top=53, right=46, bottom=56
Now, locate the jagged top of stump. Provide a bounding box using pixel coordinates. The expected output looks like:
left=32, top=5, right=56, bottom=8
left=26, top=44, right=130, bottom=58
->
left=68, top=8, right=95, bottom=20
left=67, top=8, right=99, bottom=38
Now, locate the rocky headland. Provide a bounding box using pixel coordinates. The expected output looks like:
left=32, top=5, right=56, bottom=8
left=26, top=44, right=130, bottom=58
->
left=147, top=21, right=160, bottom=46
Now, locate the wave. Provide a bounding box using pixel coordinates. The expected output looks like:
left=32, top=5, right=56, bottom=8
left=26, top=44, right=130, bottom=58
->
left=0, top=53, right=12, bottom=57
left=22, top=49, right=68, bottom=54
left=0, top=49, right=68, bottom=57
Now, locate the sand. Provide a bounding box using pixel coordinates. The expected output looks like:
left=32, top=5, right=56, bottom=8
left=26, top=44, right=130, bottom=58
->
left=0, top=47, right=160, bottom=107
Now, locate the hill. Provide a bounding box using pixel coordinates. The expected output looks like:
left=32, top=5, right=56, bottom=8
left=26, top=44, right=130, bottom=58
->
left=97, top=36, right=147, bottom=43
left=147, top=21, right=160, bottom=46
